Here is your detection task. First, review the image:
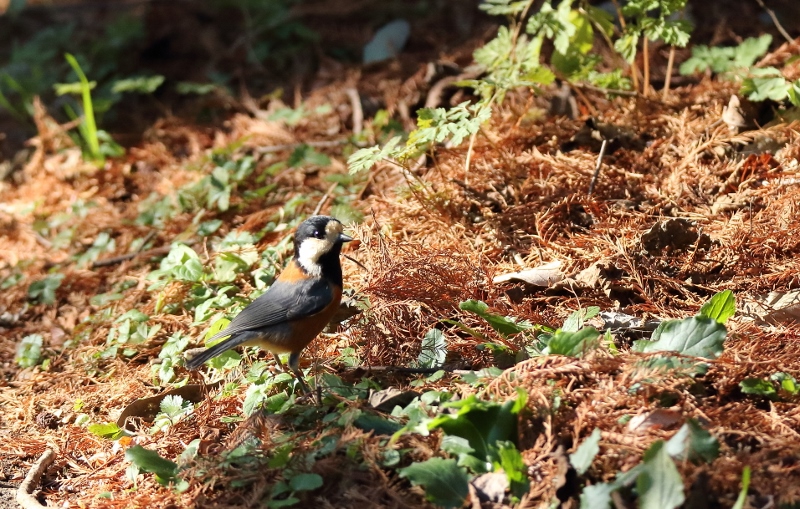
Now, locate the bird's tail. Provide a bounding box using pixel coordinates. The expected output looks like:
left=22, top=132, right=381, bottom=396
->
left=184, top=331, right=244, bottom=370
left=185, top=341, right=232, bottom=370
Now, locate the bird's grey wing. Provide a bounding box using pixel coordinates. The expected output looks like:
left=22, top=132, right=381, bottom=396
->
left=204, top=277, right=333, bottom=342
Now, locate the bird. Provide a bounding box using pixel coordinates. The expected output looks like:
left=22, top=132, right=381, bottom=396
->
left=185, top=215, right=353, bottom=394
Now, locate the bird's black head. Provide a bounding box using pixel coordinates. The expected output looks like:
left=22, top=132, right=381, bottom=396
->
left=294, top=216, right=353, bottom=277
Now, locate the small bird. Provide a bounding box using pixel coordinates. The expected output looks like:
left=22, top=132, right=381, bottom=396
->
left=185, top=215, right=353, bottom=393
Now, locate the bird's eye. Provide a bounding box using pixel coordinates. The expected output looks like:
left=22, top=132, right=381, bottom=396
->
left=313, top=230, right=325, bottom=239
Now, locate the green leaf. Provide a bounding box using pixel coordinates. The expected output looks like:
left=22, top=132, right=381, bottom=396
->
left=88, top=422, right=125, bottom=440
left=428, top=390, right=526, bottom=465
left=733, top=34, right=773, bottom=68
left=117, top=309, right=150, bottom=323
left=665, top=419, right=719, bottom=463
left=732, top=466, right=751, bottom=509
left=698, top=290, right=735, bottom=324
left=580, top=482, right=616, bottom=509
left=459, top=300, right=532, bottom=336
left=289, top=473, right=323, bottom=492
left=398, top=458, right=469, bottom=508
left=125, top=445, right=179, bottom=482
left=771, top=372, right=799, bottom=395
left=562, top=306, right=600, bottom=332
left=741, top=75, right=791, bottom=102
left=418, top=329, right=447, bottom=368
left=28, top=273, right=64, bottom=305
left=570, top=428, right=601, bottom=475
left=112, top=75, right=165, bottom=94
left=495, top=441, right=529, bottom=497
left=633, top=317, right=726, bottom=359
left=739, top=377, right=777, bottom=399
left=15, top=333, right=43, bottom=368
left=546, top=327, right=600, bottom=357
left=788, top=79, right=800, bottom=107
left=637, top=441, right=685, bottom=509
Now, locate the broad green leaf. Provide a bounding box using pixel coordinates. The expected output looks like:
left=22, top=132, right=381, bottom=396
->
left=637, top=441, right=685, bottom=509
left=459, top=299, right=532, bottom=336
left=494, top=440, right=529, bottom=497
left=570, top=428, right=601, bottom=475
left=546, top=327, right=600, bottom=357
left=665, top=419, right=719, bottom=463
left=633, top=317, right=726, bottom=359
left=428, top=389, right=527, bottom=465
left=698, top=290, right=735, bottom=324
left=125, top=445, right=179, bottom=482
left=398, top=458, right=469, bottom=508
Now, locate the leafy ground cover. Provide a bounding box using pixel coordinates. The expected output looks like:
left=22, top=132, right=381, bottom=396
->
left=2, top=1, right=800, bottom=508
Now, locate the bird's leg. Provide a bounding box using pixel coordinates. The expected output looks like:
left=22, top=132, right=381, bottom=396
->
left=272, top=352, right=286, bottom=371
left=288, top=352, right=312, bottom=396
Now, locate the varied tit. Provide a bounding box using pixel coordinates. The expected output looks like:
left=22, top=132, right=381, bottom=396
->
left=185, top=215, right=353, bottom=393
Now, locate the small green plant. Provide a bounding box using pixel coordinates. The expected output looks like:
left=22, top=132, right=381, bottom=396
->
left=28, top=273, right=65, bottom=305
left=739, top=372, right=799, bottom=401
left=103, top=310, right=161, bottom=358
left=15, top=333, right=44, bottom=368
left=151, top=395, right=194, bottom=433
left=391, top=389, right=529, bottom=506
left=152, top=332, right=191, bottom=385
left=578, top=419, right=719, bottom=507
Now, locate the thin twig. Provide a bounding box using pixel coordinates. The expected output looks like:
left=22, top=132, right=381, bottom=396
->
left=754, top=0, right=794, bottom=45
left=588, top=139, right=609, bottom=196
left=16, top=448, right=55, bottom=509
left=345, top=88, right=363, bottom=136
left=313, top=182, right=338, bottom=216
left=92, top=239, right=199, bottom=268
left=663, top=46, right=676, bottom=101
left=256, top=139, right=359, bottom=154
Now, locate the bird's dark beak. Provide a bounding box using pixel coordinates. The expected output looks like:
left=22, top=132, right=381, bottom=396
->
left=339, top=233, right=354, bottom=243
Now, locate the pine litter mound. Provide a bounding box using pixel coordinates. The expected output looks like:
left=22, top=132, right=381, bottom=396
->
left=2, top=70, right=800, bottom=508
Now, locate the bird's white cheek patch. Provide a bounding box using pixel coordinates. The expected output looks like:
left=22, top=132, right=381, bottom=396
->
left=297, top=239, right=326, bottom=276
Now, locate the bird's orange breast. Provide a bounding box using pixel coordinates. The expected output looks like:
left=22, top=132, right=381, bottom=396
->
left=286, top=283, right=343, bottom=352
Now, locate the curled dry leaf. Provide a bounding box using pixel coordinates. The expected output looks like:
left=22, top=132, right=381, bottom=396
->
left=492, top=260, right=564, bottom=286
left=628, top=409, right=682, bottom=434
